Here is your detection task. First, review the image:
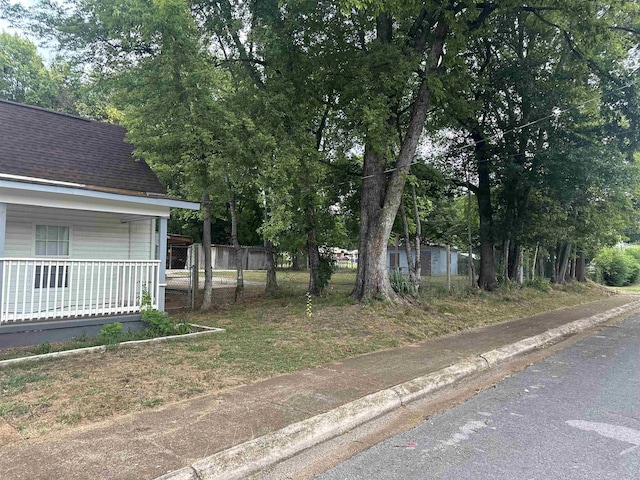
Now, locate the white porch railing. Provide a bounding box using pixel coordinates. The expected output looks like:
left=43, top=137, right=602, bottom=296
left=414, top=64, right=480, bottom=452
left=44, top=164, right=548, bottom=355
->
left=0, top=258, right=160, bottom=323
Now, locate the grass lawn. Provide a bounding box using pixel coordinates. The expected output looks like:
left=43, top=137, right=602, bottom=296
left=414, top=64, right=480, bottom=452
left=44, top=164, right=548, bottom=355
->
left=0, top=270, right=614, bottom=440
left=610, top=284, right=640, bottom=293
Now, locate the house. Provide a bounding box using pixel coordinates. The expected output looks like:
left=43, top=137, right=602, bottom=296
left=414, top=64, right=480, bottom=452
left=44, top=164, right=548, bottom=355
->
left=0, top=100, right=199, bottom=346
left=387, top=240, right=458, bottom=276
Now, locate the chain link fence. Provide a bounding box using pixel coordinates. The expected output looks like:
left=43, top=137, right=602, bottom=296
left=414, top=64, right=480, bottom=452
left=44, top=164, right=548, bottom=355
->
left=165, top=245, right=195, bottom=310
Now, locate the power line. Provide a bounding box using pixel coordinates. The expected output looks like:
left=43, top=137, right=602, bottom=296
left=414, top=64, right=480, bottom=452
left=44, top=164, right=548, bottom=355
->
left=361, top=70, right=640, bottom=180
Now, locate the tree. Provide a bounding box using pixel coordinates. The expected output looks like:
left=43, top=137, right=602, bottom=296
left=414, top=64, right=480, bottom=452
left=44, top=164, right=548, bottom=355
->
left=0, top=32, right=89, bottom=114
left=439, top=1, right=640, bottom=288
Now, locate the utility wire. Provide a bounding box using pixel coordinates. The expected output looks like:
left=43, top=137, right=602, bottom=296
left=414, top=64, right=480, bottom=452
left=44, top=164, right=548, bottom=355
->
left=361, top=69, right=640, bottom=180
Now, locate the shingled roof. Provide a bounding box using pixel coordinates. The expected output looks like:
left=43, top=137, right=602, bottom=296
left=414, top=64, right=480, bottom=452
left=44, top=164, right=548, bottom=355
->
left=0, top=99, right=166, bottom=196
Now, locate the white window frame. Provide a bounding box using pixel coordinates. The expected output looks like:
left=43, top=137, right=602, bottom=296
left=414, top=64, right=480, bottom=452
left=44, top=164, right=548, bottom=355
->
left=32, top=224, right=72, bottom=289
left=32, top=224, right=72, bottom=257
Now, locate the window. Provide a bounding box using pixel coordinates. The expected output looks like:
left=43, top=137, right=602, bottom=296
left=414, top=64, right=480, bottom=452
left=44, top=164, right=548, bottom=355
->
left=34, top=225, right=70, bottom=288
left=35, top=225, right=69, bottom=256
left=35, top=265, right=69, bottom=289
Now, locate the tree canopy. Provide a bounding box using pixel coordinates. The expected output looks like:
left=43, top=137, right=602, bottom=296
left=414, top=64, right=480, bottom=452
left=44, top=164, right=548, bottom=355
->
left=3, top=0, right=640, bottom=301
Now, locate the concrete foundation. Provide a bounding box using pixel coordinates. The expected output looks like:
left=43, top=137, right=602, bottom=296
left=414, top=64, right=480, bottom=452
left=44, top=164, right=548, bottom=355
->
left=0, top=314, right=145, bottom=348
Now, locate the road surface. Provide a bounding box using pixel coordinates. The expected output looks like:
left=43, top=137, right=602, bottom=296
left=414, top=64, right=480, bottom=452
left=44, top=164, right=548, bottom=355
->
left=315, top=313, right=640, bottom=479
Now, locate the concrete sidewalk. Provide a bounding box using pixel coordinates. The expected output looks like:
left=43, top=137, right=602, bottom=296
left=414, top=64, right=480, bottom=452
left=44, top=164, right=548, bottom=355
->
left=1, top=295, right=639, bottom=480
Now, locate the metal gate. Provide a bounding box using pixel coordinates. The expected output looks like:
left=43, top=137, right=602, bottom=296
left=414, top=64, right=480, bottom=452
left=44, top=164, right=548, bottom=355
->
left=165, top=244, right=196, bottom=310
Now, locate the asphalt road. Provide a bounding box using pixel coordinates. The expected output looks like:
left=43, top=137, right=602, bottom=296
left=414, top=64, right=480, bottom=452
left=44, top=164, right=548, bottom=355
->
left=315, top=313, right=640, bottom=480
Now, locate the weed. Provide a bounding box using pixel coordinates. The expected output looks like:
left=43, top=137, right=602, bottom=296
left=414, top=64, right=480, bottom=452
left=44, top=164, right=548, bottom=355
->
left=142, top=309, right=175, bottom=336
left=188, top=344, right=208, bottom=352
left=525, top=278, right=552, bottom=292
left=33, top=342, right=52, bottom=355
left=174, top=322, right=193, bottom=335
left=0, top=402, right=30, bottom=416
left=141, top=397, right=163, bottom=408
left=99, top=323, right=123, bottom=345
left=1, top=372, right=48, bottom=392
left=56, top=412, right=82, bottom=425
left=389, top=269, right=413, bottom=296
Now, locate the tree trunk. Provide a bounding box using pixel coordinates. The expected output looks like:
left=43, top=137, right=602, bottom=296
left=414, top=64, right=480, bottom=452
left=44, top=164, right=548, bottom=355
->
left=352, top=19, right=448, bottom=302
left=538, top=252, right=545, bottom=279
left=474, top=130, right=498, bottom=291
left=411, top=184, right=422, bottom=285
left=576, top=250, right=587, bottom=282
left=553, top=242, right=572, bottom=285
left=201, top=191, right=213, bottom=309
left=516, top=247, right=524, bottom=284
left=351, top=146, right=397, bottom=301
left=229, top=196, right=244, bottom=303
left=508, top=242, right=523, bottom=284
left=502, top=239, right=510, bottom=283
left=291, top=253, right=301, bottom=271
left=307, top=229, right=321, bottom=295
left=531, top=244, right=539, bottom=281
left=264, top=238, right=278, bottom=296
left=400, top=197, right=419, bottom=292
left=560, top=243, right=572, bottom=283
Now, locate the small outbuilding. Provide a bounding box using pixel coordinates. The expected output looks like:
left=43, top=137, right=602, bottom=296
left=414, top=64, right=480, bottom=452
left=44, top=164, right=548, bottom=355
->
left=387, top=240, right=458, bottom=277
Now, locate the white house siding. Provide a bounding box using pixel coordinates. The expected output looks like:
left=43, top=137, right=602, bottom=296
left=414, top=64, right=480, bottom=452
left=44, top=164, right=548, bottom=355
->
left=5, top=204, right=152, bottom=260
left=3, top=204, right=155, bottom=318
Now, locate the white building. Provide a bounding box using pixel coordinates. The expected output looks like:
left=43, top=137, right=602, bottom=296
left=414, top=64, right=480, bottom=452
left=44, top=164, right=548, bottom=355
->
left=0, top=100, right=198, bottom=346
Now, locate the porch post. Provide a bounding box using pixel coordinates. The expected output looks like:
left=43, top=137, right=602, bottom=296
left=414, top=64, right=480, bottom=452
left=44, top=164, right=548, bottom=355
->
left=158, top=216, right=168, bottom=312
left=0, top=203, right=5, bottom=322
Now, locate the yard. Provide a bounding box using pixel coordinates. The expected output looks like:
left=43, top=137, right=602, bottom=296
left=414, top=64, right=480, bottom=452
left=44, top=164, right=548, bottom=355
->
left=0, top=270, right=614, bottom=440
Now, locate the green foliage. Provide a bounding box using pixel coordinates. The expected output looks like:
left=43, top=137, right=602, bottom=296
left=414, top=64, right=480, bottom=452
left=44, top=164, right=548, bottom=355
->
left=594, top=247, right=640, bottom=287
left=33, top=342, right=52, bottom=355
left=99, top=322, right=123, bottom=345
left=174, top=322, right=193, bottom=335
left=524, top=278, right=552, bottom=293
left=142, top=309, right=175, bottom=336
left=317, top=255, right=336, bottom=292
left=389, top=269, right=413, bottom=296
left=140, top=288, right=152, bottom=311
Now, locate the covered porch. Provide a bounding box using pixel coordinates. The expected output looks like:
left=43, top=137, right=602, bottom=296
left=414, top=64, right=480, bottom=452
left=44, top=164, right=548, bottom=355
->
left=0, top=179, right=198, bottom=329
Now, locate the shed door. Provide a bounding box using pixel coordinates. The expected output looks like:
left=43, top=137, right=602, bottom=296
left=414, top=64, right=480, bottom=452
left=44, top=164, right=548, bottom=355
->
left=420, top=250, right=431, bottom=276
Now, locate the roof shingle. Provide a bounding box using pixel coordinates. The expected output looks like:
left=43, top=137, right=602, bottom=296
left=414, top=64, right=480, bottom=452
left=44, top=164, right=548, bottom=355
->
left=0, top=100, right=166, bottom=196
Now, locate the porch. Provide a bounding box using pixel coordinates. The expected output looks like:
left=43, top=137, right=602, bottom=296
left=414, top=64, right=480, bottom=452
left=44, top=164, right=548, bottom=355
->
left=0, top=258, right=160, bottom=323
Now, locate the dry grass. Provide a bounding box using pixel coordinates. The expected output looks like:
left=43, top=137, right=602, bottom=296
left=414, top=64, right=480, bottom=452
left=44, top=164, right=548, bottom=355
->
left=0, top=271, right=612, bottom=439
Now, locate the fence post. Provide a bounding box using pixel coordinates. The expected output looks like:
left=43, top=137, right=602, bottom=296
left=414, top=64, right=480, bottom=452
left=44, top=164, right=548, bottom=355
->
left=446, top=245, right=451, bottom=293
left=191, top=244, right=200, bottom=309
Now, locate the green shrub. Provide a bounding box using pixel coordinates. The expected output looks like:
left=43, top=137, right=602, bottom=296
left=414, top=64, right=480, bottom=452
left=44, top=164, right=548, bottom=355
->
left=99, top=322, right=123, bottom=345
left=142, top=309, right=175, bottom=336
left=594, top=247, right=640, bottom=286
left=389, top=268, right=413, bottom=296
left=524, top=278, right=552, bottom=292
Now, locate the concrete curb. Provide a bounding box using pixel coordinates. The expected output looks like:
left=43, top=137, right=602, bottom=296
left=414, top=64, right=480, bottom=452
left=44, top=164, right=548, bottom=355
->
left=0, top=324, right=224, bottom=369
left=155, top=300, right=640, bottom=480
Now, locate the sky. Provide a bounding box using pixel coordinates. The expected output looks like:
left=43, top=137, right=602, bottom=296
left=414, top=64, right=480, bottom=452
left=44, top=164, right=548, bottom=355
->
left=1, top=0, right=55, bottom=62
